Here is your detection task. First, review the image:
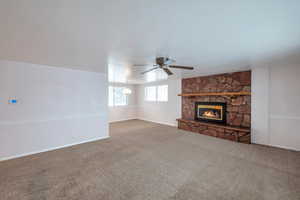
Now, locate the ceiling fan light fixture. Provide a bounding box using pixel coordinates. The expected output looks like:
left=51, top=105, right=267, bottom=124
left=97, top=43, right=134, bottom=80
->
left=140, top=57, right=194, bottom=76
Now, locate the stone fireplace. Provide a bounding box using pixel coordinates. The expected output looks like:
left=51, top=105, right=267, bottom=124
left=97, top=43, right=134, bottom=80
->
left=177, top=71, right=251, bottom=143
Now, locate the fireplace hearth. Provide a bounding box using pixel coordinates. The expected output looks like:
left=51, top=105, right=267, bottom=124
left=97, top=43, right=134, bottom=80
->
left=195, top=102, right=226, bottom=124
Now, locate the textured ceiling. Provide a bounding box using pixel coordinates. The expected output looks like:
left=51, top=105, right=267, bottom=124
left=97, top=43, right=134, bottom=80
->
left=0, top=0, right=299, bottom=83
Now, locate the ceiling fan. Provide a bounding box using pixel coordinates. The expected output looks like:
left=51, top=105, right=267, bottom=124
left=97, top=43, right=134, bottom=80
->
left=135, top=57, right=194, bottom=76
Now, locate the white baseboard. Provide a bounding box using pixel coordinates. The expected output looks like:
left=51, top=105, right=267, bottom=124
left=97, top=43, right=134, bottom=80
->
left=252, top=142, right=299, bottom=151
left=0, top=135, right=110, bottom=162
left=137, top=118, right=177, bottom=127
left=268, top=143, right=299, bottom=151
left=109, top=118, right=138, bottom=123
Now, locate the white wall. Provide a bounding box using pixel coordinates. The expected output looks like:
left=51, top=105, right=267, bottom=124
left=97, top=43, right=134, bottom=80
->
left=269, top=64, right=300, bottom=150
left=0, top=60, right=109, bottom=161
left=251, top=66, right=270, bottom=145
left=252, top=64, right=300, bottom=150
left=137, top=79, right=181, bottom=126
left=109, top=83, right=138, bottom=122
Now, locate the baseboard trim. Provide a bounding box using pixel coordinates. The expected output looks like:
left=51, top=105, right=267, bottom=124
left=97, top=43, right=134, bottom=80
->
left=252, top=142, right=299, bottom=151
left=109, top=118, right=138, bottom=123
left=268, top=144, right=299, bottom=151
left=137, top=118, right=177, bottom=127
left=0, top=135, right=110, bottom=162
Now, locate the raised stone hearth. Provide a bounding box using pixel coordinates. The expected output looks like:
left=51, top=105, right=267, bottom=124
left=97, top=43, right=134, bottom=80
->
left=177, top=118, right=251, bottom=143
left=178, top=71, right=251, bottom=143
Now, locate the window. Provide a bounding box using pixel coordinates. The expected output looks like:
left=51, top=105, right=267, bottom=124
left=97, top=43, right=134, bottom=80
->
left=109, top=86, right=114, bottom=106
left=157, top=85, right=168, bottom=102
left=145, top=85, right=168, bottom=102
left=109, top=86, right=128, bottom=106
left=145, top=86, right=156, bottom=101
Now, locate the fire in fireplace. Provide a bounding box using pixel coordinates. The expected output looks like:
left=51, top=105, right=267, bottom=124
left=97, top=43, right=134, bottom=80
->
left=195, top=102, right=226, bottom=124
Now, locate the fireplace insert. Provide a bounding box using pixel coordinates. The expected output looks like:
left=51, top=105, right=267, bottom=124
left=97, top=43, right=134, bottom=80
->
left=195, top=102, right=227, bottom=124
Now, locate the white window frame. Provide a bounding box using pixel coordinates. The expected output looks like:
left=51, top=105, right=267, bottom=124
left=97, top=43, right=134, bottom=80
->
left=144, top=85, right=168, bottom=102
left=145, top=86, right=157, bottom=102
left=109, top=86, right=128, bottom=107
left=109, top=86, right=114, bottom=107
left=157, top=85, right=168, bottom=102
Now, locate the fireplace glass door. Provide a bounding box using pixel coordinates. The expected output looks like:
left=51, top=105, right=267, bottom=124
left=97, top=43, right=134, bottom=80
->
left=195, top=102, right=226, bottom=124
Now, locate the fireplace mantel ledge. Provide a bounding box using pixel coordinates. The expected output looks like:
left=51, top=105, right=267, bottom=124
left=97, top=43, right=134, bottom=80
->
left=178, top=92, right=251, bottom=97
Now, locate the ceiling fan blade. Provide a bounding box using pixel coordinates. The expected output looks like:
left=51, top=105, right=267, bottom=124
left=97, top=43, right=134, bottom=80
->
left=141, top=67, right=159, bottom=74
left=163, top=68, right=173, bottom=76
left=168, top=65, right=194, bottom=70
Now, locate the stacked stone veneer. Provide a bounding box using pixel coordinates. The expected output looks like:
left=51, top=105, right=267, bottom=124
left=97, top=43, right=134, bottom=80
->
left=179, top=71, right=251, bottom=143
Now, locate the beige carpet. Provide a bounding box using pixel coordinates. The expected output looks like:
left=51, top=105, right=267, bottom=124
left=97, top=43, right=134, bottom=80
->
left=0, top=120, right=299, bottom=200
